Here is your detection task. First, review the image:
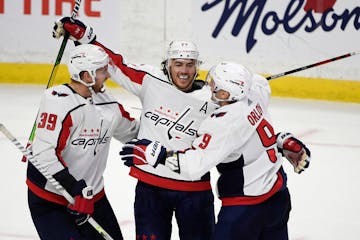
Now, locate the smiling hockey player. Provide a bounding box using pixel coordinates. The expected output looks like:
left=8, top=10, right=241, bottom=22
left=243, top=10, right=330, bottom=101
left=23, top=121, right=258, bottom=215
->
left=26, top=44, right=138, bottom=240
left=120, top=61, right=311, bottom=240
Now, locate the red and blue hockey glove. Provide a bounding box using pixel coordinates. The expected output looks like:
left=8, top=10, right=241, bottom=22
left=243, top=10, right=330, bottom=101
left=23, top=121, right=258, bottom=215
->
left=120, top=139, right=167, bottom=167
left=277, top=132, right=311, bottom=174
left=52, top=17, right=96, bottom=44
left=53, top=169, right=94, bottom=225
left=66, top=179, right=94, bottom=226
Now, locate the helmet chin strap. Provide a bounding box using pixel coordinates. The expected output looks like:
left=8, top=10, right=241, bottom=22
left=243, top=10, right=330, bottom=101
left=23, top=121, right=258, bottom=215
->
left=87, top=84, right=106, bottom=104
left=86, top=86, right=95, bottom=104
left=78, top=70, right=96, bottom=88
left=99, top=85, right=106, bottom=93
left=78, top=72, right=97, bottom=103
left=87, top=74, right=107, bottom=102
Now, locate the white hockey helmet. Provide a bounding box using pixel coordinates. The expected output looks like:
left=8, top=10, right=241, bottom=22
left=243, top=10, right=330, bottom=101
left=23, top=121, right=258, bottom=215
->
left=67, top=44, right=109, bottom=87
left=206, top=61, right=253, bottom=102
left=167, top=40, right=200, bottom=60
left=165, top=40, right=200, bottom=88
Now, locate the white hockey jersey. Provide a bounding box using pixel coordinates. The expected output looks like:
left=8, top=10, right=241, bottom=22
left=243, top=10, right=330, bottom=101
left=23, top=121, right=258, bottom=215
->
left=100, top=42, right=218, bottom=191
left=27, top=84, right=138, bottom=204
left=176, top=74, right=287, bottom=205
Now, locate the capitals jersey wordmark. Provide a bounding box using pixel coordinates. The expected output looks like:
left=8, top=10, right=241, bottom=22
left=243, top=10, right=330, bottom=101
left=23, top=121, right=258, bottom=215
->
left=71, top=128, right=110, bottom=150
left=145, top=107, right=197, bottom=140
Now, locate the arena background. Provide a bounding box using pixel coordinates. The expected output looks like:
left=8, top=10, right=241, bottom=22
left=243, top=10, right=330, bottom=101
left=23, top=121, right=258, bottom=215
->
left=1, top=1, right=360, bottom=239
left=0, top=0, right=359, bottom=103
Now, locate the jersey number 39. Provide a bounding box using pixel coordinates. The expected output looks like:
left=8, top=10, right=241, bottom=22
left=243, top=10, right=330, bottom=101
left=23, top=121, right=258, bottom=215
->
left=37, top=112, right=58, bottom=131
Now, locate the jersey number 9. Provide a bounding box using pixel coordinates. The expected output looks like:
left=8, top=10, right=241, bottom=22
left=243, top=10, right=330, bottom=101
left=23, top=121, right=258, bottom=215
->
left=256, top=119, right=277, bottom=163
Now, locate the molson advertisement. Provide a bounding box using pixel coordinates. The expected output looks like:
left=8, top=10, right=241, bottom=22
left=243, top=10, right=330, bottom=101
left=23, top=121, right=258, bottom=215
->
left=191, top=0, right=359, bottom=79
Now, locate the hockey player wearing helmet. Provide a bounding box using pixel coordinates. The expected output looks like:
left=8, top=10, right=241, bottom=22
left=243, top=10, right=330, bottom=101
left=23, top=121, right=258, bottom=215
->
left=206, top=61, right=253, bottom=104
left=54, top=18, right=310, bottom=240
left=26, top=44, right=139, bottom=239
left=120, top=61, right=311, bottom=240
left=67, top=44, right=110, bottom=97
left=53, top=18, right=216, bottom=240
left=53, top=18, right=217, bottom=240
left=162, top=40, right=201, bottom=91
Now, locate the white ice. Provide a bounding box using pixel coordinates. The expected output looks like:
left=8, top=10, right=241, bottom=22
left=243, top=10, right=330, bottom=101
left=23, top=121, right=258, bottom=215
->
left=0, top=84, right=359, bottom=240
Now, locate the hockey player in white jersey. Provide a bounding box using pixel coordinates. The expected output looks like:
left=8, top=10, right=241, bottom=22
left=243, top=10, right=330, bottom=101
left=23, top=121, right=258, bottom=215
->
left=120, top=61, right=311, bottom=240
left=26, top=44, right=139, bottom=239
left=53, top=18, right=217, bottom=239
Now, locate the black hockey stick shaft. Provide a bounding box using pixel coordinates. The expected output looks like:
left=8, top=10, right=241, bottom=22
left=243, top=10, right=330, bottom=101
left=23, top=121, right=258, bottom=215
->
left=46, top=0, right=81, bottom=89
left=266, top=51, right=359, bottom=80
left=0, top=123, right=114, bottom=240
left=27, top=0, right=82, bottom=146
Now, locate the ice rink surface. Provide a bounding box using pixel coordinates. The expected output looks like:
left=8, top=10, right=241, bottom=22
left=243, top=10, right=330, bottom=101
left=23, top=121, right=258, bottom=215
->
left=0, top=84, right=359, bottom=240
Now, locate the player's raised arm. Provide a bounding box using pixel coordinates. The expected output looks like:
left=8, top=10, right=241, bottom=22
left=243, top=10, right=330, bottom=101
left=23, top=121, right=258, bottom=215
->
left=52, top=17, right=160, bottom=96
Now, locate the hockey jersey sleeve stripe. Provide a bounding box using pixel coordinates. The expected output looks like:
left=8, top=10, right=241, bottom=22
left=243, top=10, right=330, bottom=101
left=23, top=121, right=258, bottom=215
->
left=95, top=41, right=146, bottom=85
left=118, top=103, right=135, bottom=121
left=55, top=113, right=73, bottom=167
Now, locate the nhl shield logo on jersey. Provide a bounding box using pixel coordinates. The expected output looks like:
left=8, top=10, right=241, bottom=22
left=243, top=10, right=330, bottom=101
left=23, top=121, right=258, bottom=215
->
left=211, top=112, right=227, bottom=118
left=51, top=90, right=69, bottom=97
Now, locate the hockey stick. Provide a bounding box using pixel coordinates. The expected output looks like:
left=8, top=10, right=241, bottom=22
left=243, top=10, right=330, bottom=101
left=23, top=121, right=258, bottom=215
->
left=23, top=0, right=82, bottom=161
left=266, top=51, right=359, bottom=80
left=0, top=123, right=114, bottom=240
left=46, top=0, right=81, bottom=89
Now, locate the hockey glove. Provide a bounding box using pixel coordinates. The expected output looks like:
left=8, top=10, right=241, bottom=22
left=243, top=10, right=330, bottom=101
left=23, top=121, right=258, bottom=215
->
left=52, top=17, right=96, bottom=44
left=277, top=132, right=311, bottom=174
left=66, top=179, right=94, bottom=226
left=53, top=169, right=94, bottom=225
left=120, top=139, right=167, bottom=167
